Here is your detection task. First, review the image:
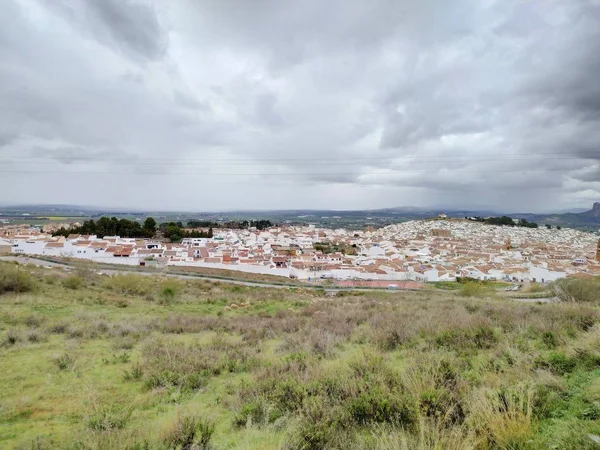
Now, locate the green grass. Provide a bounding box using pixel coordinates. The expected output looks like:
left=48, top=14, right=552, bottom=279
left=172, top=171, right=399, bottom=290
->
left=1, top=261, right=600, bottom=449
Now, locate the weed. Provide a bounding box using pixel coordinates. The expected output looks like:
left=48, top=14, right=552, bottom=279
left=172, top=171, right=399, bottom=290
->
left=0, top=265, right=35, bottom=294
left=161, top=414, right=215, bottom=450
left=4, top=329, right=22, bottom=346
left=85, top=404, right=131, bottom=431
left=123, top=363, right=144, bottom=381
left=53, top=353, right=76, bottom=371
left=26, top=329, right=47, bottom=343
left=62, top=275, right=83, bottom=290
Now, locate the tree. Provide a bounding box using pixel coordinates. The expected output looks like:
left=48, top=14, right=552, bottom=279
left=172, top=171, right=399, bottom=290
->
left=143, top=217, right=157, bottom=235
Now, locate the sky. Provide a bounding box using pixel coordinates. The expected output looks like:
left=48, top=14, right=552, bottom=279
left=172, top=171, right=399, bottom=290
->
left=1, top=0, right=599, bottom=212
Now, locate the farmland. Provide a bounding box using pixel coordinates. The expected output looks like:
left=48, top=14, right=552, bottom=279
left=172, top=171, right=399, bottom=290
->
left=1, top=261, right=600, bottom=449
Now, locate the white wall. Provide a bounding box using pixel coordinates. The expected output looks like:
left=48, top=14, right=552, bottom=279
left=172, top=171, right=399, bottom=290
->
left=529, top=266, right=566, bottom=283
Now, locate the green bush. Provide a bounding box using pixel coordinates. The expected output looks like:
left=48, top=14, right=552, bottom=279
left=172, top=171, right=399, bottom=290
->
left=123, top=362, right=144, bottom=381
left=62, top=275, right=83, bottom=290
left=435, top=326, right=497, bottom=351
left=536, top=350, right=600, bottom=376
left=541, top=331, right=558, bottom=349
left=104, top=274, right=151, bottom=296
left=459, top=282, right=487, bottom=297
left=4, top=329, right=21, bottom=346
left=234, top=399, right=282, bottom=427
left=536, top=352, right=577, bottom=375
left=162, top=414, right=215, bottom=450
left=86, top=404, right=131, bottom=431
left=53, top=353, right=76, bottom=371
left=346, top=390, right=415, bottom=426
left=552, top=278, right=600, bottom=303
left=0, top=265, right=35, bottom=294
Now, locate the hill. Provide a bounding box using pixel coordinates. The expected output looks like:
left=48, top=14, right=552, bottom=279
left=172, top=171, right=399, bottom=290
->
left=1, top=261, right=600, bottom=448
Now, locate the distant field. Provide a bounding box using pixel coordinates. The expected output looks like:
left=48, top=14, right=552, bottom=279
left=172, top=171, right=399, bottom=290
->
left=1, top=262, right=600, bottom=449
left=0, top=216, right=88, bottom=225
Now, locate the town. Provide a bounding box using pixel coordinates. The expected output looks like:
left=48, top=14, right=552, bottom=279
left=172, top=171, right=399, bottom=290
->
left=2, top=217, right=599, bottom=286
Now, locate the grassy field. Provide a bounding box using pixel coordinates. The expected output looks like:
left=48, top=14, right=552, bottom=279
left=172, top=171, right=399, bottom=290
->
left=1, top=262, right=600, bottom=449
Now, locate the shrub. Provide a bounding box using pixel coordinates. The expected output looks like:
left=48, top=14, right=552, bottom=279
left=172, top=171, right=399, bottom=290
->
left=161, top=414, right=215, bottom=450
left=552, top=278, right=600, bottom=303
left=159, top=280, right=182, bottom=304
left=53, top=353, right=76, bottom=371
left=372, top=327, right=412, bottom=351
left=24, top=315, right=45, bottom=328
left=4, top=329, right=21, bottom=346
left=435, top=326, right=497, bottom=351
left=536, top=352, right=577, bottom=375
left=469, top=385, right=536, bottom=449
left=62, top=275, right=83, bottom=290
left=234, top=399, right=283, bottom=427
left=85, top=404, right=131, bottom=431
left=0, top=265, right=35, bottom=294
left=541, top=331, right=558, bottom=349
left=123, top=362, right=144, bottom=381
left=140, top=338, right=257, bottom=390
left=347, top=390, right=415, bottom=426
left=104, top=274, right=151, bottom=296
left=49, top=322, right=69, bottom=334
left=26, top=329, right=47, bottom=343
left=285, top=398, right=344, bottom=450
left=459, top=282, right=487, bottom=298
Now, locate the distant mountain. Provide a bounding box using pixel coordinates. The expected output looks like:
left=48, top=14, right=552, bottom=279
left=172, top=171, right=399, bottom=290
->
left=2, top=203, right=600, bottom=231
left=578, top=202, right=600, bottom=218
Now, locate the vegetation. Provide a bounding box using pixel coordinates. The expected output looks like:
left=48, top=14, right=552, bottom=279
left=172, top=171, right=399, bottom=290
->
left=0, top=264, right=35, bottom=294
left=314, top=242, right=358, bottom=255
left=49, top=216, right=274, bottom=243
left=1, top=261, right=600, bottom=449
left=187, top=219, right=273, bottom=230
left=469, top=216, right=539, bottom=228
left=52, top=217, right=156, bottom=238
left=552, top=277, right=600, bottom=303
left=159, top=222, right=213, bottom=243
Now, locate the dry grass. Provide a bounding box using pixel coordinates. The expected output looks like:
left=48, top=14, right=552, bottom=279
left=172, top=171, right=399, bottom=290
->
left=1, top=261, right=600, bottom=449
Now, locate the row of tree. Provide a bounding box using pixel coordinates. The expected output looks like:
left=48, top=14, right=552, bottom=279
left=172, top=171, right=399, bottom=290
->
left=51, top=216, right=273, bottom=242
left=187, top=219, right=273, bottom=230
left=469, top=216, right=539, bottom=228
left=52, top=217, right=157, bottom=238
left=159, top=222, right=213, bottom=243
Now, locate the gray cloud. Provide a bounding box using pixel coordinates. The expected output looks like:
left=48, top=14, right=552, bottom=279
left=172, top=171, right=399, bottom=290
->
left=0, top=0, right=599, bottom=212
left=47, top=0, right=167, bottom=61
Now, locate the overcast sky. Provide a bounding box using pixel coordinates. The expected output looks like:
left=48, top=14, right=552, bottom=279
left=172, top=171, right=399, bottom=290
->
left=1, top=0, right=599, bottom=212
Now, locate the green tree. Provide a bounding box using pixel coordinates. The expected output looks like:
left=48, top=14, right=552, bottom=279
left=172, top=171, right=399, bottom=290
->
left=143, top=217, right=157, bottom=235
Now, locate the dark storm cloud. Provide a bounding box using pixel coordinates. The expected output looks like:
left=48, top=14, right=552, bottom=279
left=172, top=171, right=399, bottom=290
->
left=1, top=0, right=600, bottom=211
